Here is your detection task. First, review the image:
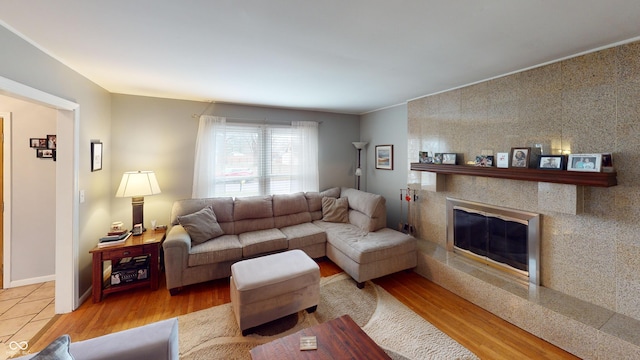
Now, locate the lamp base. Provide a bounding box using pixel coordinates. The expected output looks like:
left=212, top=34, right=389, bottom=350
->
left=131, top=196, right=146, bottom=233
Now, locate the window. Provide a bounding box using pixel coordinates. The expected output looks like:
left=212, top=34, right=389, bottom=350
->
left=192, top=116, right=318, bottom=198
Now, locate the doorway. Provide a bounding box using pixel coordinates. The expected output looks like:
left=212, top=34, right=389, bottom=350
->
left=0, top=114, right=3, bottom=289
left=0, top=76, right=79, bottom=313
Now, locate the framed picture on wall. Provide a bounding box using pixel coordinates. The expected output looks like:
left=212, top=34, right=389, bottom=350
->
left=375, top=145, right=394, bottom=170
left=30, top=138, right=47, bottom=149
left=37, top=149, right=53, bottom=158
left=91, top=141, right=103, bottom=172
left=47, top=134, right=57, bottom=149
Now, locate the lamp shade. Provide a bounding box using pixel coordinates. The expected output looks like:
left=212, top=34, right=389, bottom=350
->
left=352, top=141, right=368, bottom=150
left=116, top=171, right=161, bottom=198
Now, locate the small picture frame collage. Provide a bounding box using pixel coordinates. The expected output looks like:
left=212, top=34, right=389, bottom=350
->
left=30, top=134, right=56, bottom=161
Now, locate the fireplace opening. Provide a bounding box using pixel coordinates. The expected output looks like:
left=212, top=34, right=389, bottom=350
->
left=446, top=198, right=540, bottom=285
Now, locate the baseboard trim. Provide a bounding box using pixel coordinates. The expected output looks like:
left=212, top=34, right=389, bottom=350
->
left=8, top=274, right=55, bottom=288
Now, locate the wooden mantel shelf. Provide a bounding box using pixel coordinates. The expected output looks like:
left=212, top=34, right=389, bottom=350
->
left=410, top=163, right=617, bottom=187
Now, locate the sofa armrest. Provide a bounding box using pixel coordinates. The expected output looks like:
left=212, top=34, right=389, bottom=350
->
left=69, top=318, right=179, bottom=360
left=163, top=225, right=192, bottom=290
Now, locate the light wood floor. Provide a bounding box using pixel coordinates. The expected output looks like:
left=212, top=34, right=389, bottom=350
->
left=31, top=259, right=579, bottom=359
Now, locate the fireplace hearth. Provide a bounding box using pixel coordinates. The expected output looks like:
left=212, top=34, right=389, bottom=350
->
left=446, top=198, right=540, bottom=285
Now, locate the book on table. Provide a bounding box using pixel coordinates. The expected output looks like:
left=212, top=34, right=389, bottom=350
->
left=98, top=232, right=131, bottom=247
left=107, top=229, right=129, bottom=236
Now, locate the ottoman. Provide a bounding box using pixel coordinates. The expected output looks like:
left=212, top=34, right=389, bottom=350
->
left=230, top=249, right=320, bottom=335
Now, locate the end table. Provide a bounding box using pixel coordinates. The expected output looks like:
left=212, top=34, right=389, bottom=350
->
left=90, top=228, right=166, bottom=303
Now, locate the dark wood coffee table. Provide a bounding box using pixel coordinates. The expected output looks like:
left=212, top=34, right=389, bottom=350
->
left=250, top=314, right=391, bottom=359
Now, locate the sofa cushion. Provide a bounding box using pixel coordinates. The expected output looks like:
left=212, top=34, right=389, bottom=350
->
left=177, top=206, right=224, bottom=244
left=316, top=222, right=416, bottom=264
left=306, top=187, right=341, bottom=220
left=305, top=192, right=323, bottom=221
left=32, top=334, right=73, bottom=360
left=280, top=222, right=327, bottom=249
left=273, top=192, right=308, bottom=216
left=273, top=192, right=312, bottom=228
left=322, top=196, right=349, bottom=223
left=340, top=187, right=387, bottom=232
left=238, top=228, right=287, bottom=257
left=234, top=195, right=273, bottom=220
left=188, top=234, right=243, bottom=267
left=170, top=197, right=235, bottom=234
left=340, top=188, right=384, bottom=218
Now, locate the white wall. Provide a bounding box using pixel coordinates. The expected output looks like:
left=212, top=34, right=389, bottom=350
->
left=360, top=104, right=408, bottom=229
left=0, top=95, right=56, bottom=281
left=0, top=25, right=112, bottom=299
left=110, top=95, right=360, bottom=229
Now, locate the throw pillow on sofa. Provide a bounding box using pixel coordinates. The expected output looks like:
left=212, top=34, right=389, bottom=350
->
left=322, top=196, right=349, bottom=223
left=32, top=334, right=73, bottom=360
left=177, top=206, right=224, bottom=244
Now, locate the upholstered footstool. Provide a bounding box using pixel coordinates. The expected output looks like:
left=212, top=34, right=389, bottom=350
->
left=230, top=249, right=320, bottom=335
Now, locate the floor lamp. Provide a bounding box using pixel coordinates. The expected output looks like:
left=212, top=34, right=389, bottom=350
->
left=352, top=142, right=368, bottom=190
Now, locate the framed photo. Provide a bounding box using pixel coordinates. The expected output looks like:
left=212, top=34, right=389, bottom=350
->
left=91, top=141, right=103, bottom=172
left=601, top=153, right=614, bottom=172
left=37, top=148, right=54, bottom=158
left=511, top=147, right=530, bottom=168
left=30, top=138, right=47, bottom=148
left=538, top=155, right=565, bottom=170
left=442, top=153, right=457, bottom=165
left=419, top=151, right=431, bottom=164
left=47, top=134, right=57, bottom=149
left=375, top=145, right=394, bottom=170
left=433, top=153, right=443, bottom=164
left=496, top=152, right=509, bottom=168
left=567, top=154, right=601, bottom=172
left=475, top=155, right=493, bottom=167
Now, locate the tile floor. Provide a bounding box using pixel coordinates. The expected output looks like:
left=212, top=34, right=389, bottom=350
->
left=0, top=282, right=55, bottom=360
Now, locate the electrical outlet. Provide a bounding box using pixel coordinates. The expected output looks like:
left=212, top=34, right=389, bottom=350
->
left=80, top=190, right=85, bottom=203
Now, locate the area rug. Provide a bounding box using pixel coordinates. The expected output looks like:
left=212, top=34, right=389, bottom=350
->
left=178, top=273, right=478, bottom=359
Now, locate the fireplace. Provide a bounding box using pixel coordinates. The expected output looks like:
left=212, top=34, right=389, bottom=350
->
left=446, top=198, right=540, bottom=285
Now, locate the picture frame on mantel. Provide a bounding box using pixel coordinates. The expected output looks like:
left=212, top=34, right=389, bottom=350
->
left=375, top=145, right=394, bottom=170
left=567, top=154, right=601, bottom=172
left=538, top=155, right=565, bottom=170
left=511, top=147, right=530, bottom=168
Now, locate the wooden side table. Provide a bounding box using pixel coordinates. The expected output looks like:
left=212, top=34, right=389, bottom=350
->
left=90, top=228, right=166, bottom=303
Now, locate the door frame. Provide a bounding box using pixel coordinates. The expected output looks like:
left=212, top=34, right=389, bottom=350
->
left=0, top=76, right=80, bottom=313
left=0, top=112, right=10, bottom=290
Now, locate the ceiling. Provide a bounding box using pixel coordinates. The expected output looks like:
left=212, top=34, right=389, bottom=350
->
left=2, top=1, right=640, bottom=115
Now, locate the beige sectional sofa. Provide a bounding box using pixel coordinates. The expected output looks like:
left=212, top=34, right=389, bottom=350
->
left=163, top=187, right=416, bottom=294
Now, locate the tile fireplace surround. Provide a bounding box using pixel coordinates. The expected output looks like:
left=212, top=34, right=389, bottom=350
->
left=416, top=241, right=640, bottom=359
left=406, top=39, right=640, bottom=359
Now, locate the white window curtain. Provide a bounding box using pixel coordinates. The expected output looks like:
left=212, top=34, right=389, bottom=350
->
left=292, top=121, right=319, bottom=192
left=191, top=116, right=319, bottom=198
left=192, top=115, right=226, bottom=198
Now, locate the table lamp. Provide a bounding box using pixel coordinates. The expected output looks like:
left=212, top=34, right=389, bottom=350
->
left=116, top=171, right=161, bottom=232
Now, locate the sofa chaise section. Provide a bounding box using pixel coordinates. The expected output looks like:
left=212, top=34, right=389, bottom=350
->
left=316, top=188, right=417, bottom=287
